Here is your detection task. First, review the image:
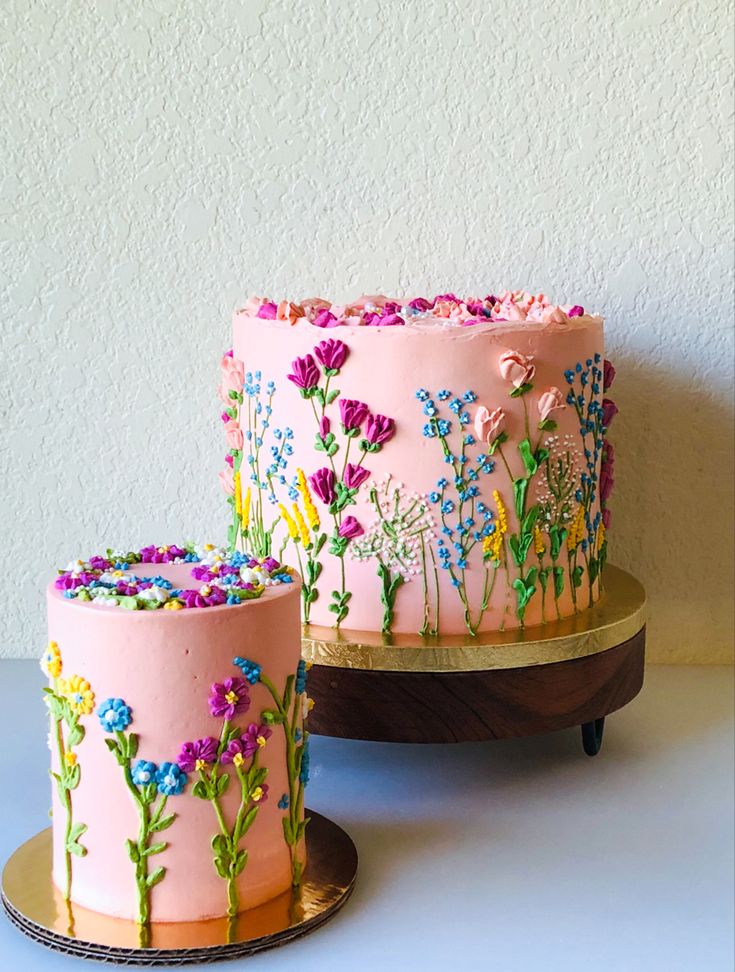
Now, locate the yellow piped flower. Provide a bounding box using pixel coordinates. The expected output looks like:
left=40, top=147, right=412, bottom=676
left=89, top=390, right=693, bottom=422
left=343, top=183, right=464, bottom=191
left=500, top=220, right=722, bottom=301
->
left=597, top=520, right=606, bottom=548
left=41, top=641, right=62, bottom=679
left=60, top=674, right=95, bottom=716
left=296, top=468, right=320, bottom=531
left=241, top=487, right=251, bottom=532
left=292, top=503, right=311, bottom=548
left=483, top=490, right=508, bottom=563
left=251, top=785, right=265, bottom=802
left=533, top=526, right=546, bottom=556
left=64, top=751, right=78, bottom=768
left=164, top=599, right=184, bottom=611
left=234, top=470, right=242, bottom=518
left=567, top=505, right=586, bottom=551
left=279, top=504, right=299, bottom=541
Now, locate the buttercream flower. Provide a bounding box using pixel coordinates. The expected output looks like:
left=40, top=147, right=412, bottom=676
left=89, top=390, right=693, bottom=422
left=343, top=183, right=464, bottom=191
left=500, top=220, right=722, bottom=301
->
left=61, top=675, right=95, bottom=716
left=242, top=723, right=273, bottom=757
left=568, top=305, right=585, bottom=317
left=287, top=354, right=320, bottom=392
left=64, top=751, right=77, bottom=768
left=224, top=421, right=244, bottom=451
left=277, top=300, right=304, bottom=324
left=155, top=762, right=188, bottom=796
left=131, top=760, right=157, bottom=786
left=309, top=467, right=336, bottom=505
left=219, top=467, right=235, bottom=496
left=603, top=359, right=616, bottom=391
left=363, top=413, right=395, bottom=447
left=498, top=350, right=535, bottom=387
left=474, top=406, right=505, bottom=445
left=208, top=677, right=251, bottom=719
left=599, top=463, right=614, bottom=502
left=219, top=736, right=249, bottom=767
left=251, top=783, right=269, bottom=804
left=318, top=415, right=330, bottom=440
left=344, top=463, right=370, bottom=490
left=256, top=301, right=278, bottom=319
left=338, top=516, right=364, bottom=540
left=376, top=313, right=404, bottom=326
left=180, top=585, right=228, bottom=608
left=408, top=297, right=434, bottom=311
left=339, top=398, right=369, bottom=433
left=602, top=508, right=612, bottom=529
left=98, top=697, right=132, bottom=732
left=88, top=556, right=111, bottom=570
left=41, top=641, right=62, bottom=679
left=313, top=338, right=348, bottom=373
left=177, top=737, right=219, bottom=772
left=233, top=657, right=262, bottom=684
left=140, top=544, right=187, bottom=564
left=537, top=387, right=565, bottom=422
left=601, top=398, right=618, bottom=428
left=313, top=309, right=338, bottom=328
left=295, top=659, right=308, bottom=694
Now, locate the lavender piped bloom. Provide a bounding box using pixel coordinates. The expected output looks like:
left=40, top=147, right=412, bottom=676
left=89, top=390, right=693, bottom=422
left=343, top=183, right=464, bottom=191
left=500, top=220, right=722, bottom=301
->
left=256, top=302, right=278, bottom=319
left=603, top=359, right=616, bottom=391
left=313, top=338, right=348, bottom=373
left=568, top=305, right=585, bottom=317
left=261, top=556, right=280, bottom=573
left=287, top=354, right=320, bottom=392
left=180, top=586, right=227, bottom=608
left=219, top=726, right=270, bottom=764
left=208, top=677, right=251, bottom=720
left=309, top=467, right=336, bottom=505
left=601, top=398, right=618, bottom=429
left=55, top=572, right=97, bottom=590
left=363, top=412, right=395, bottom=447
left=343, top=463, right=370, bottom=490
left=338, top=398, right=369, bottom=433
left=338, top=516, right=364, bottom=540
left=140, top=544, right=186, bottom=564
left=313, top=309, right=338, bottom=328
left=88, top=556, right=112, bottom=570
left=177, top=736, right=219, bottom=772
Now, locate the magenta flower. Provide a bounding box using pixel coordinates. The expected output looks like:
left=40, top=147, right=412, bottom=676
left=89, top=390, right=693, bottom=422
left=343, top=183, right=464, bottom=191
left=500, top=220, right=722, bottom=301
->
left=319, top=415, right=331, bottom=440
left=208, top=677, right=251, bottom=720
left=338, top=516, right=364, bottom=540
left=344, top=463, right=370, bottom=490
left=287, top=354, right=320, bottom=392
left=313, top=309, right=338, bottom=328
left=88, top=556, right=111, bottom=570
left=180, top=586, right=227, bottom=608
left=363, top=412, right=395, bottom=447
left=55, top=572, right=97, bottom=590
left=314, top=338, right=348, bottom=373
left=139, top=544, right=186, bottom=564
left=601, top=398, right=618, bottom=428
left=242, top=723, right=273, bottom=757
left=177, top=737, right=219, bottom=772
left=256, top=302, right=278, bottom=319
left=602, top=440, right=615, bottom=471
left=309, top=467, right=336, bottom=505
left=339, top=398, right=369, bottom=433
left=224, top=453, right=234, bottom=468
left=602, top=508, right=612, bottom=529
left=408, top=297, right=434, bottom=311
left=603, top=359, right=616, bottom=391
left=599, top=464, right=614, bottom=503
left=568, top=305, right=585, bottom=317
left=378, top=313, right=405, bottom=326
left=435, top=292, right=459, bottom=302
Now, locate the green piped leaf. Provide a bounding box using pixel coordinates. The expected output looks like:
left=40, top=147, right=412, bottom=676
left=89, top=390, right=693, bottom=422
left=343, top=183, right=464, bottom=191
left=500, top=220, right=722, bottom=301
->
left=487, top=430, right=509, bottom=456
left=151, top=813, right=176, bottom=834
left=142, top=842, right=167, bottom=857
left=146, top=866, right=166, bottom=889
left=513, top=478, right=528, bottom=521
left=509, top=382, right=534, bottom=398
left=518, top=438, right=537, bottom=477
left=553, top=566, right=565, bottom=597
left=537, top=418, right=557, bottom=432
left=572, top=565, right=584, bottom=588
left=216, top=773, right=230, bottom=797
left=126, top=839, right=140, bottom=863
left=192, top=779, right=210, bottom=800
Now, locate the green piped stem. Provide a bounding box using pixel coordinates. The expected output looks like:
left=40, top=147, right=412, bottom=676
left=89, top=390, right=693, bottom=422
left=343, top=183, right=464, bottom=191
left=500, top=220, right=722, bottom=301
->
left=53, top=714, right=73, bottom=902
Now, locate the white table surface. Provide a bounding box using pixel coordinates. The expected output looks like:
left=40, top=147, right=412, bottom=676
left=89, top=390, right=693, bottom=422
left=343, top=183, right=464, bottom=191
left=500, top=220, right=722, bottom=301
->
left=1, top=660, right=733, bottom=972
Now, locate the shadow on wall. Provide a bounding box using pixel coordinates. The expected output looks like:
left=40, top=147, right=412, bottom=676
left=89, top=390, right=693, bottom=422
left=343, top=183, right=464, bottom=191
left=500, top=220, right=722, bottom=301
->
left=607, top=351, right=734, bottom=663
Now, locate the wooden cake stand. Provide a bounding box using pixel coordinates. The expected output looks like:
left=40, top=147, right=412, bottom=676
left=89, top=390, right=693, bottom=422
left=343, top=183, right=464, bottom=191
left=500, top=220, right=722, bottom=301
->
left=303, top=565, right=645, bottom=755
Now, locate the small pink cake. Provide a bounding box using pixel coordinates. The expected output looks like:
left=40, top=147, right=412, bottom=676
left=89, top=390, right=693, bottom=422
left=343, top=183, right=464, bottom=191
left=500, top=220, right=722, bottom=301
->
left=222, top=291, right=618, bottom=637
left=42, top=544, right=309, bottom=925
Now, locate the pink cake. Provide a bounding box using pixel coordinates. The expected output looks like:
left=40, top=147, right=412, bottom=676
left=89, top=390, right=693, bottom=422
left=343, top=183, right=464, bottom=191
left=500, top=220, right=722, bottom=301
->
left=42, top=544, right=309, bottom=926
left=223, top=291, right=618, bottom=637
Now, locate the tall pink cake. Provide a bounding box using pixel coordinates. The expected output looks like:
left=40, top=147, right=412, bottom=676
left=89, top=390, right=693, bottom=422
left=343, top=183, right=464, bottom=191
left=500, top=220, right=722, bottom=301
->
left=222, top=291, right=618, bottom=637
left=42, top=544, right=309, bottom=926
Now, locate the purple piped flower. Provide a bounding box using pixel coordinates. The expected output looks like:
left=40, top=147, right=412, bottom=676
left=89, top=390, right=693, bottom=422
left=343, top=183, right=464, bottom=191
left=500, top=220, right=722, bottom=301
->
left=339, top=398, right=369, bottom=433
left=88, top=556, right=111, bottom=571
left=568, top=305, right=585, bottom=317
left=338, top=516, right=364, bottom=540
left=602, top=508, right=612, bottom=529
left=180, top=586, right=228, bottom=609
left=313, top=309, right=339, bottom=328
left=603, top=359, right=616, bottom=391
left=177, top=737, right=219, bottom=772
left=363, top=412, right=395, bottom=447
left=435, top=293, right=460, bottom=302
left=466, top=301, right=488, bottom=317
left=408, top=297, right=434, bottom=311
left=319, top=415, right=331, bottom=440
left=208, top=677, right=251, bottom=720
left=256, top=302, right=278, bottom=319
left=139, top=544, right=186, bottom=564
left=313, top=338, right=348, bottom=373
left=224, top=453, right=234, bottom=467
left=55, top=572, right=97, bottom=590
left=309, top=467, right=336, bottom=505
left=601, top=398, right=618, bottom=429
left=344, top=463, right=370, bottom=490
left=287, top=354, right=320, bottom=392
left=261, top=556, right=280, bottom=573
left=599, top=464, right=614, bottom=503
left=378, top=313, right=405, bottom=326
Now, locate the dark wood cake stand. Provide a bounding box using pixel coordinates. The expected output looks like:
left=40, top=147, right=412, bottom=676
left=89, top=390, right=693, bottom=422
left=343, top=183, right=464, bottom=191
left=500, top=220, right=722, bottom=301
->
left=303, top=565, right=645, bottom=756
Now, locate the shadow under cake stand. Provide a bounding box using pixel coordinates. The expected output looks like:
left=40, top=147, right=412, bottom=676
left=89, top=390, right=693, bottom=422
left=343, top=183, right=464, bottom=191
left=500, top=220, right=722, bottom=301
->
left=2, top=811, right=356, bottom=965
left=303, top=565, right=645, bottom=755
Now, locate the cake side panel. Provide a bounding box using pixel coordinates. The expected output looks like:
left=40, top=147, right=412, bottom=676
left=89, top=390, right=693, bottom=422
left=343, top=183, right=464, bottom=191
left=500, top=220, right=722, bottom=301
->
left=230, top=315, right=605, bottom=634
left=46, top=583, right=304, bottom=922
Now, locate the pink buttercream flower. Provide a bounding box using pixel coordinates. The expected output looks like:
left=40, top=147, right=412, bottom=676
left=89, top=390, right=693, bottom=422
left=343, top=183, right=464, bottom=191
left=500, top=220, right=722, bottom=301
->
left=344, top=463, right=370, bottom=490
left=314, top=338, right=348, bottom=372
left=338, top=516, right=364, bottom=540
left=568, top=305, right=585, bottom=317
left=287, top=354, right=320, bottom=392
left=225, top=453, right=234, bottom=468
left=601, top=398, right=618, bottom=428
left=474, top=406, right=505, bottom=445
left=376, top=313, right=405, bottom=326
left=408, top=297, right=434, bottom=311
left=319, top=415, right=330, bottom=439
left=219, top=467, right=235, bottom=496
left=256, top=302, right=278, bottom=319
left=339, top=398, right=369, bottom=433
left=602, top=508, right=612, bottom=529
left=603, top=359, right=616, bottom=391
left=220, top=354, right=245, bottom=393
left=276, top=300, right=304, bottom=324
left=599, top=464, right=614, bottom=502
left=498, top=350, right=535, bottom=387
left=363, top=413, right=395, bottom=447
left=208, top=677, right=251, bottom=719
left=309, top=467, right=336, bottom=505
left=314, top=309, right=339, bottom=328
left=537, top=387, right=565, bottom=422
left=224, top=421, right=244, bottom=451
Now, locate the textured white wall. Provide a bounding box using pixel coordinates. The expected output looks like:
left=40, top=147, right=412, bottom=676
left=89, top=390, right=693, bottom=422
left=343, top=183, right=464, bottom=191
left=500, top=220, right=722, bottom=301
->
left=2, top=0, right=733, bottom=662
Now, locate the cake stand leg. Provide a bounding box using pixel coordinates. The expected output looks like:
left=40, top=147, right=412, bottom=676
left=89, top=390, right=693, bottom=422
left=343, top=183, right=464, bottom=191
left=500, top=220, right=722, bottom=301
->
left=581, top=717, right=605, bottom=756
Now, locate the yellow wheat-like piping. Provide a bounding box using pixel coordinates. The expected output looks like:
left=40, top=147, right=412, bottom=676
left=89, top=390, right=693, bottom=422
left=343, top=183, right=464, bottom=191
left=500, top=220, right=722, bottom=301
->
left=567, top=505, right=585, bottom=551
left=493, top=490, right=508, bottom=535
left=234, top=470, right=242, bottom=518
left=279, top=504, right=299, bottom=541
left=241, top=487, right=251, bottom=531
left=296, top=468, right=320, bottom=531
left=292, top=503, right=311, bottom=547
left=597, top=520, right=606, bottom=548
left=533, top=525, right=545, bottom=556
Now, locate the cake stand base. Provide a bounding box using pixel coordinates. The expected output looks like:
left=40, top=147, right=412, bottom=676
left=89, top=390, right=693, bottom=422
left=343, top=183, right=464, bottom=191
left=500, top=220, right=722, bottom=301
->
left=302, top=565, right=646, bottom=753
left=1, top=811, right=356, bottom=966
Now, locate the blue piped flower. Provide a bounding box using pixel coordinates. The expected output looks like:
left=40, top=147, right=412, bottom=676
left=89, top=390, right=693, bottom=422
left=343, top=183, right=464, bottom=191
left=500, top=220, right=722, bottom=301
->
left=437, top=389, right=451, bottom=401
left=278, top=794, right=289, bottom=810
left=415, top=388, right=429, bottom=401
left=131, top=760, right=157, bottom=786
left=295, top=659, right=308, bottom=694
left=299, top=741, right=310, bottom=785
left=155, top=762, right=188, bottom=796
left=98, top=697, right=132, bottom=733
left=233, top=657, right=262, bottom=685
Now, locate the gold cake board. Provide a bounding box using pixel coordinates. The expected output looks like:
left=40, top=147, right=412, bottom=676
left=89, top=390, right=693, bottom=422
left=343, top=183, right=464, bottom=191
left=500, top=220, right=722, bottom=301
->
left=2, top=811, right=356, bottom=965
left=302, top=565, right=646, bottom=750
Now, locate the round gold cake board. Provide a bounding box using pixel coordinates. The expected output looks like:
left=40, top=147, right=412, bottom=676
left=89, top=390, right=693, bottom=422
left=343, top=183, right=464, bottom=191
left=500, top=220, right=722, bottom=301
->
left=1, top=811, right=356, bottom=965
left=302, top=565, right=646, bottom=751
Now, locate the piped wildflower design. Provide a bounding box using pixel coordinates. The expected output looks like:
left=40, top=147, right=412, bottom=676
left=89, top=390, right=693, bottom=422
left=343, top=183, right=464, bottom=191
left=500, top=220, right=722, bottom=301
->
left=100, top=699, right=186, bottom=935
left=41, top=643, right=94, bottom=906
left=233, top=656, right=311, bottom=887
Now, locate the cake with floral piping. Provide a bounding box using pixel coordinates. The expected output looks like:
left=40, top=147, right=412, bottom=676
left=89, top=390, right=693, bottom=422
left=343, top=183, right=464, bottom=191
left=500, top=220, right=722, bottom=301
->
left=42, top=542, right=311, bottom=927
left=222, top=291, right=618, bottom=638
